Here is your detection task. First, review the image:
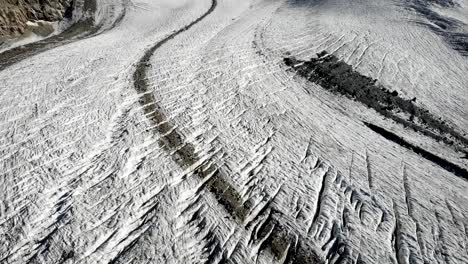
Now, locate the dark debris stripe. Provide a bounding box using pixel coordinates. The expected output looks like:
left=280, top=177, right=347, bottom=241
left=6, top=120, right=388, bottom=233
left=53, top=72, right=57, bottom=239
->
left=284, top=52, right=468, bottom=153
left=285, top=52, right=468, bottom=180
left=365, top=122, right=468, bottom=180
left=132, top=1, right=332, bottom=263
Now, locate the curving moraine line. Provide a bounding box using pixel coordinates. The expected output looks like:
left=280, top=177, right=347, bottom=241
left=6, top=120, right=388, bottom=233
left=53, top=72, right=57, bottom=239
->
left=132, top=0, right=332, bottom=263
left=0, top=0, right=126, bottom=71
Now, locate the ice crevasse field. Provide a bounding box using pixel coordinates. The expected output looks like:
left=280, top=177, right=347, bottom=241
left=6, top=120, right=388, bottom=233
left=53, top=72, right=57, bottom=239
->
left=0, top=0, right=468, bottom=263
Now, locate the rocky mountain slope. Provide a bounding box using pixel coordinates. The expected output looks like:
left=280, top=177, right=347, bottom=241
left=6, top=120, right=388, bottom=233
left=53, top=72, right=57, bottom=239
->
left=0, top=0, right=72, bottom=38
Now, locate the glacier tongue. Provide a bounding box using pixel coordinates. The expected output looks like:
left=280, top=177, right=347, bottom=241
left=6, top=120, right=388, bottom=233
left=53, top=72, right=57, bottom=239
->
left=0, top=0, right=467, bottom=263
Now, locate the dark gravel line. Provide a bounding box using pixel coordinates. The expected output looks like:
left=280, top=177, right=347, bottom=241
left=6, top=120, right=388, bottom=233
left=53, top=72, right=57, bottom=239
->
left=285, top=51, right=467, bottom=179
left=132, top=1, right=327, bottom=263
left=285, top=52, right=468, bottom=153
left=365, top=122, right=468, bottom=180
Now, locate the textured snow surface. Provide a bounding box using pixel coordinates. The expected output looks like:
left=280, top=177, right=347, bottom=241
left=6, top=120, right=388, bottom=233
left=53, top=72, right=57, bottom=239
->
left=1, top=0, right=467, bottom=263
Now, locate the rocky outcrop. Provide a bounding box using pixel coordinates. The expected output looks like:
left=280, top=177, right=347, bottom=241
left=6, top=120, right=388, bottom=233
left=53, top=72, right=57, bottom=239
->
left=0, top=0, right=73, bottom=38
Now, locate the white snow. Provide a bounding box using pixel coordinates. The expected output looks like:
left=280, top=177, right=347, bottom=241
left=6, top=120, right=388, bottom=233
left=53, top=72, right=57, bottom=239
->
left=1, top=0, right=467, bottom=263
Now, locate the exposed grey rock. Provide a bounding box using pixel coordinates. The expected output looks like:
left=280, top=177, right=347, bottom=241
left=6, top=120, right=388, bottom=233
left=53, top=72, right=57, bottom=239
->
left=0, top=0, right=73, bottom=38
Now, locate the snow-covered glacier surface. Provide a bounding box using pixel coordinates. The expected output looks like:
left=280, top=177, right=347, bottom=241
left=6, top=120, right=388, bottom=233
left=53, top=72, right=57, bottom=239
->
left=1, top=0, right=467, bottom=263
